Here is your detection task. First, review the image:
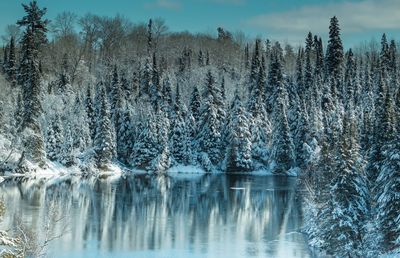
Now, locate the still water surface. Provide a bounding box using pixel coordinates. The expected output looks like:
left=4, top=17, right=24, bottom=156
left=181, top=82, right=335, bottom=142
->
left=0, top=174, right=311, bottom=258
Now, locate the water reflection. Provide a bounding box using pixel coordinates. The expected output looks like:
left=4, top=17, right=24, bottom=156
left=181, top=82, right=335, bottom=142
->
left=0, top=174, right=310, bottom=258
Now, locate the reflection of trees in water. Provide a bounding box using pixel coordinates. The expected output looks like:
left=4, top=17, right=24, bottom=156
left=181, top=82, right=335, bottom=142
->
left=0, top=175, right=309, bottom=257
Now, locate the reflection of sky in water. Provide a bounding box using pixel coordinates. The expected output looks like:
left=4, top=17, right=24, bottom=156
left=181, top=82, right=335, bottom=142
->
left=0, top=175, right=310, bottom=258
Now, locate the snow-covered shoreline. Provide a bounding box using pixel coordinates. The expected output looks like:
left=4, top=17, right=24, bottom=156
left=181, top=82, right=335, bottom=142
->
left=0, top=161, right=299, bottom=182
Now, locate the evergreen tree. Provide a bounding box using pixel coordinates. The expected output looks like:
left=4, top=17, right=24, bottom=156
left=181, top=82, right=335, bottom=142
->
left=140, top=58, right=153, bottom=97
left=150, top=53, right=162, bottom=109
left=17, top=0, right=49, bottom=166
left=249, top=39, right=261, bottom=95
left=291, top=98, right=311, bottom=169
left=116, top=104, right=132, bottom=164
left=61, top=122, right=75, bottom=167
left=376, top=91, right=399, bottom=251
left=226, top=91, right=252, bottom=172
left=190, top=86, right=201, bottom=123
left=131, top=113, right=159, bottom=169
left=326, top=16, right=344, bottom=80
left=161, top=76, right=174, bottom=119
left=295, top=48, right=304, bottom=98
left=85, top=86, right=96, bottom=142
left=344, top=49, right=356, bottom=107
left=110, top=65, right=123, bottom=124
left=94, top=87, right=114, bottom=169
left=46, top=113, right=63, bottom=162
left=247, top=61, right=271, bottom=167
left=320, top=111, right=368, bottom=257
left=147, top=18, right=152, bottom=54
left=367, top=69, right=388, bottom=183
left=120, top=71, right=131, bottom=101
left=2, top=44, right=8, bottom=74
left=269, top=55, right=294, bottom=174
left=132, top=108, right=171, bottom=172
left=380, top=34, right=390, bottom=73
left=171, top=84, right=192, bottom=165
left=7, top=37, right=17, bottom=86
left=304, top=32, right=314, bottom=104
left=14, top=93, right=24, bottom=132
left=197, top=70, right=225, bottom=170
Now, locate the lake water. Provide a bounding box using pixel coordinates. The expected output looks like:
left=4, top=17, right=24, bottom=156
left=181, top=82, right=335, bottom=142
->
left=0, top=174, right=311, bottom=258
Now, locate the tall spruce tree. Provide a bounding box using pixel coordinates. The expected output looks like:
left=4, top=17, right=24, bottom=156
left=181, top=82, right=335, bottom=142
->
left=94, top=87, right=114, bottom=169
left=197, top=70, right=225, bottom=170
left=269, top=54, right=294, bottom=174
left=171, top=84, right=192, bottom=165
left=326, top=16, right=344, bottom=80
left=17, top=1, right=49, bottom=167
left=376, top=90, right=399, bottom=251
left=320, top=111, right=368, bottom=257
left=226, top=91, right=252, bottom=172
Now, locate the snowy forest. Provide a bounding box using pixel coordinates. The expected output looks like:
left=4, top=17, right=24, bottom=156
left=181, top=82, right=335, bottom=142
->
left=0, top=1, right=400, bottom=257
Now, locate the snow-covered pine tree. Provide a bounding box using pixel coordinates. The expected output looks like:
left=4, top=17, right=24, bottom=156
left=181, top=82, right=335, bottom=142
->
left=190, top=86, right=201, bottom=123
left=326, top=16, right=344, bottom=80
left=160, top=76, right=173, bottom=119
left=225, top=90, right=252, bottom=172
left=196, top=70, right=225, bottom=171
left=380, top=34, right=390, bottom=74
left=269, top=54, right=295, bottom=174
left=147, top=18, right=153, bottom=54
left=131, top=112, right=159, bottom=169
left=290, top=96, right=311, bottom=169
left=304, top=32, right=314, bottom=107
left=131, top=71, right=139, bottom=99
left=140, top=58, right=153, bottom=98
left=320, top=110, right=368, bottom=257
left=344, top=48, right=356, bottom=108
left=46, top=113, right=64, bottom=162
left=249, top=39, right=261, bottom=95
left=120, top=71, right=131, bottom=101
left=110, top=65, right=123, bottom=122
left=150, top=108, right=171, bottom=172
left=61, top=122, right=75, bottom=167
left=116, top=104, right=133, bottom=164
left=94, top=87, right=114, bottom=169
left=17, top=0, right=49, bottom=167
left=376, top=89, right=399, bottom=251
left=366, top=67, right=387, bottom=184
left=71, top=94, right=91, bottom=152
left=170, top=84, right=192, bottom=165
left=14, top=92, right=24, bottom=132
left=149, top=54, right=163, bottom=110
left=247, top=60, right=271, bottom=168
left=85, top=86, right=96, bottom=142
left=295, top=48, right=304, bottom=99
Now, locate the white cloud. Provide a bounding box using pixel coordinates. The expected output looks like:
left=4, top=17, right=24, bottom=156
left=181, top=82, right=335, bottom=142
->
left=245, top=0, right=400, bottom=36
left=144, top=0, right=182, bottom=10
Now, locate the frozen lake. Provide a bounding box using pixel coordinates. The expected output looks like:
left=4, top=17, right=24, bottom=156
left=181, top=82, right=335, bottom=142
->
left=0, top=174, right=311, bottom=258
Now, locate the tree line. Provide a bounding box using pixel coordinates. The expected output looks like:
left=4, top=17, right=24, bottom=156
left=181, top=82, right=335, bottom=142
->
left=0, top=2, right=400, bottom=256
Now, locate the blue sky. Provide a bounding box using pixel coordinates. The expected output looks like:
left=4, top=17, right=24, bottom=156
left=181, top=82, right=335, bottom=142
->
left=1, top=0, right=400, bottom=48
